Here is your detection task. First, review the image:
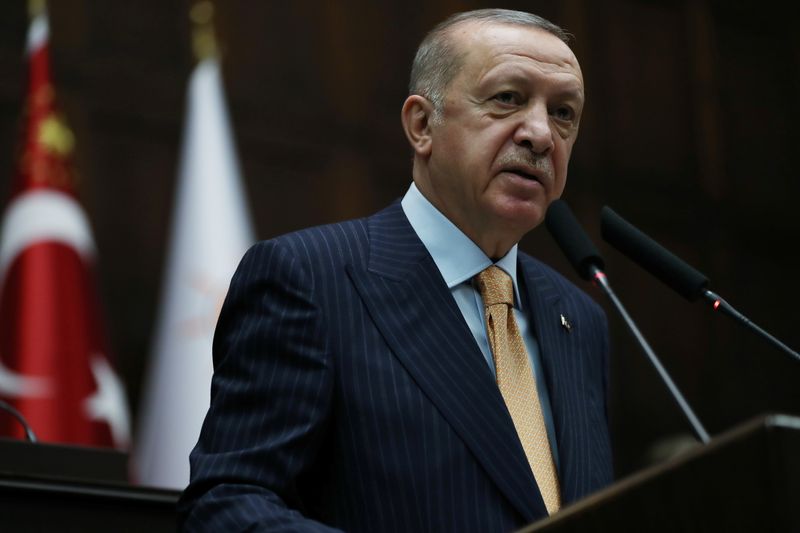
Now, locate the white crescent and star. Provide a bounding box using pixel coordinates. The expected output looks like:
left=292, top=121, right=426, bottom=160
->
left=85, top=354, right=131, bottom=448
left=0, top=190, right=129, bottom=447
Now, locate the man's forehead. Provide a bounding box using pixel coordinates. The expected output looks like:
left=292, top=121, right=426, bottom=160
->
left=449, top=21, right=581, bottom=77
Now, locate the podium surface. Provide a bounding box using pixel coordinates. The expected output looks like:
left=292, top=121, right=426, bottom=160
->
left=0, top=438, right=179, bottom=532
left=2, top=415, right=797, bottom=532
left=523, top=414, right=800, bottom=532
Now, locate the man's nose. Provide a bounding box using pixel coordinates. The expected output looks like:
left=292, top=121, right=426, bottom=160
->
left=513, top=103, right=554, bottom=154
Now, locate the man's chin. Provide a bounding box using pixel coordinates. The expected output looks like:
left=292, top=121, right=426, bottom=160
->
left=493, top=203, right=546, bottom=234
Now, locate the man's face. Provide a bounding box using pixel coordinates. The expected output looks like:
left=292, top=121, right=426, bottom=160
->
left=424, top=22, right=584, bottom=256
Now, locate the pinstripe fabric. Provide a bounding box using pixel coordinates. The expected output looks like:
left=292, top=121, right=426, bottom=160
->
left=178, top=201, right=613, bottom=532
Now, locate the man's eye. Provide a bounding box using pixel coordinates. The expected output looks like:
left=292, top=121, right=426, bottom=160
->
left=552, top=106, right=575, bottom=121
left=493, top=92, right=518, bottom=105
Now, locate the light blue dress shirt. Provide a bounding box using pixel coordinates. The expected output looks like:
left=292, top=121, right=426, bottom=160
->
left=401, top=183, right=559, bottom=469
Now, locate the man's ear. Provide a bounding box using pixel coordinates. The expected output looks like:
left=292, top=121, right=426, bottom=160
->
left=401, top=95, right=434, bottom=157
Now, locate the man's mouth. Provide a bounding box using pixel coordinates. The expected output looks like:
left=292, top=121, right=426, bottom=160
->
left=505, top=167, right=542, bottom=183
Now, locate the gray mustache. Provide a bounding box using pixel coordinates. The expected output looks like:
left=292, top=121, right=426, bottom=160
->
left=495, top=152, right=553, bottom=181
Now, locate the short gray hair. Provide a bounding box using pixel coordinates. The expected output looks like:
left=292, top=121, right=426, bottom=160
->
left=409, top=9, right=571, bottom=119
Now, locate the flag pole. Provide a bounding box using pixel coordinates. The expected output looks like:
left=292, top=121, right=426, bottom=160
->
left=191, top=1, right=218, bottom=62
left=28, top=0, right=46, bottom=19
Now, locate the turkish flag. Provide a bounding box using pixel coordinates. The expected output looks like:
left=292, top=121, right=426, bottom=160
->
left=0, top=11, right=129, bottom=448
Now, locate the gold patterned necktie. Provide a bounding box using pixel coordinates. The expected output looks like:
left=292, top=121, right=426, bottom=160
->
left=476, top=265, right=561, bottom=515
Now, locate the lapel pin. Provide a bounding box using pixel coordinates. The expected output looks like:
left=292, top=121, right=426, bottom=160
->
left=560, top=313, right=572, bottom=332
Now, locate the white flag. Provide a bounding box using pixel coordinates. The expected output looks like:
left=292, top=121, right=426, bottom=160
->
left=132, top=58, right=255, bottom=489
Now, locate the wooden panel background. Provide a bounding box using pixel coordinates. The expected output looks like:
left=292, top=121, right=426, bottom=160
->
left=1, top=0, right=798, bottom=479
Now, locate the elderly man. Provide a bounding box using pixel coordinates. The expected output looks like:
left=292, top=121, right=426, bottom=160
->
left=179, top=8, right=613, bottom=532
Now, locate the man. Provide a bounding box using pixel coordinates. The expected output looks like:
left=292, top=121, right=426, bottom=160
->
left=179, top=8, right=613, bottom=532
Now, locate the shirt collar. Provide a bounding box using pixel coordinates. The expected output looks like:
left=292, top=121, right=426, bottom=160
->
left=401, top=183, right=522, bottom=307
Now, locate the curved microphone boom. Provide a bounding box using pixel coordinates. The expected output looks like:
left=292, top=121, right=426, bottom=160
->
left=546, top=200, right=710, bottom=444
left=601, top=206, right=800, bottom=364
left=0, top=399, right=38, bottom=442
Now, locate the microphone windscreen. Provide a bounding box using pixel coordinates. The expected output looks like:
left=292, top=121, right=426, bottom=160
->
left=545, top=199, right=605, bottom=280
left=600, top=206, right=708, bottom=301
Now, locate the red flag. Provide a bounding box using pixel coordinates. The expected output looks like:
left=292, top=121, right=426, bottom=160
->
left=0, top=11, right=129, bottom=448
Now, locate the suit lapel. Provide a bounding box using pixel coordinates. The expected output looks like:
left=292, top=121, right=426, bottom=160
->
left=518, top=255, right=591, bottom=505
left=346, top=203, right=545, bottom=522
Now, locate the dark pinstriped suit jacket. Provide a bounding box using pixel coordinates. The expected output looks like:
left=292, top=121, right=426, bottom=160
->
left=179, top=201, right=613, bottom=532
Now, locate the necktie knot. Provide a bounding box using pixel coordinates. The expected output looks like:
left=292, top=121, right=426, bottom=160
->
left=476, top=265, right=514, bottom=307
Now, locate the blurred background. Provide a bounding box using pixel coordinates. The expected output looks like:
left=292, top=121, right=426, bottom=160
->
left=0, top=0, right=798, bottom=487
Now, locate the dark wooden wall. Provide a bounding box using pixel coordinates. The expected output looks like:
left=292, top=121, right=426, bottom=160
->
left=1, top=0, right=798, bottom=479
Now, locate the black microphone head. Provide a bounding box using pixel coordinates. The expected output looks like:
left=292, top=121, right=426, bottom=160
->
left=545, top=199, right=604, bottom=281
left=601, top=206, right=708, bottom=301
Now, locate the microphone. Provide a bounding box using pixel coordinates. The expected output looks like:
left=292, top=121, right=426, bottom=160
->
left=599, top=207, right=707, bottom=301
left=546, top=199, right=710, bottom=444
left=543, top=199, right=604, bottom=281
left=601, top=206, right=800, bottom=364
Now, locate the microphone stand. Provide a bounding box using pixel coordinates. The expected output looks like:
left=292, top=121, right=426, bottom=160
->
left=703, top=290, right=800, bottom=363
left=591, top=266, right=711, bottom=444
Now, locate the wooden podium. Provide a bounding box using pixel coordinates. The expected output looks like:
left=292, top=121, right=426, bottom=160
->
left=0, top=438, right=180, bottom=532
left=521, top=414, right=800, bottom=532
left=1, top=414, right=797, bottom=531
